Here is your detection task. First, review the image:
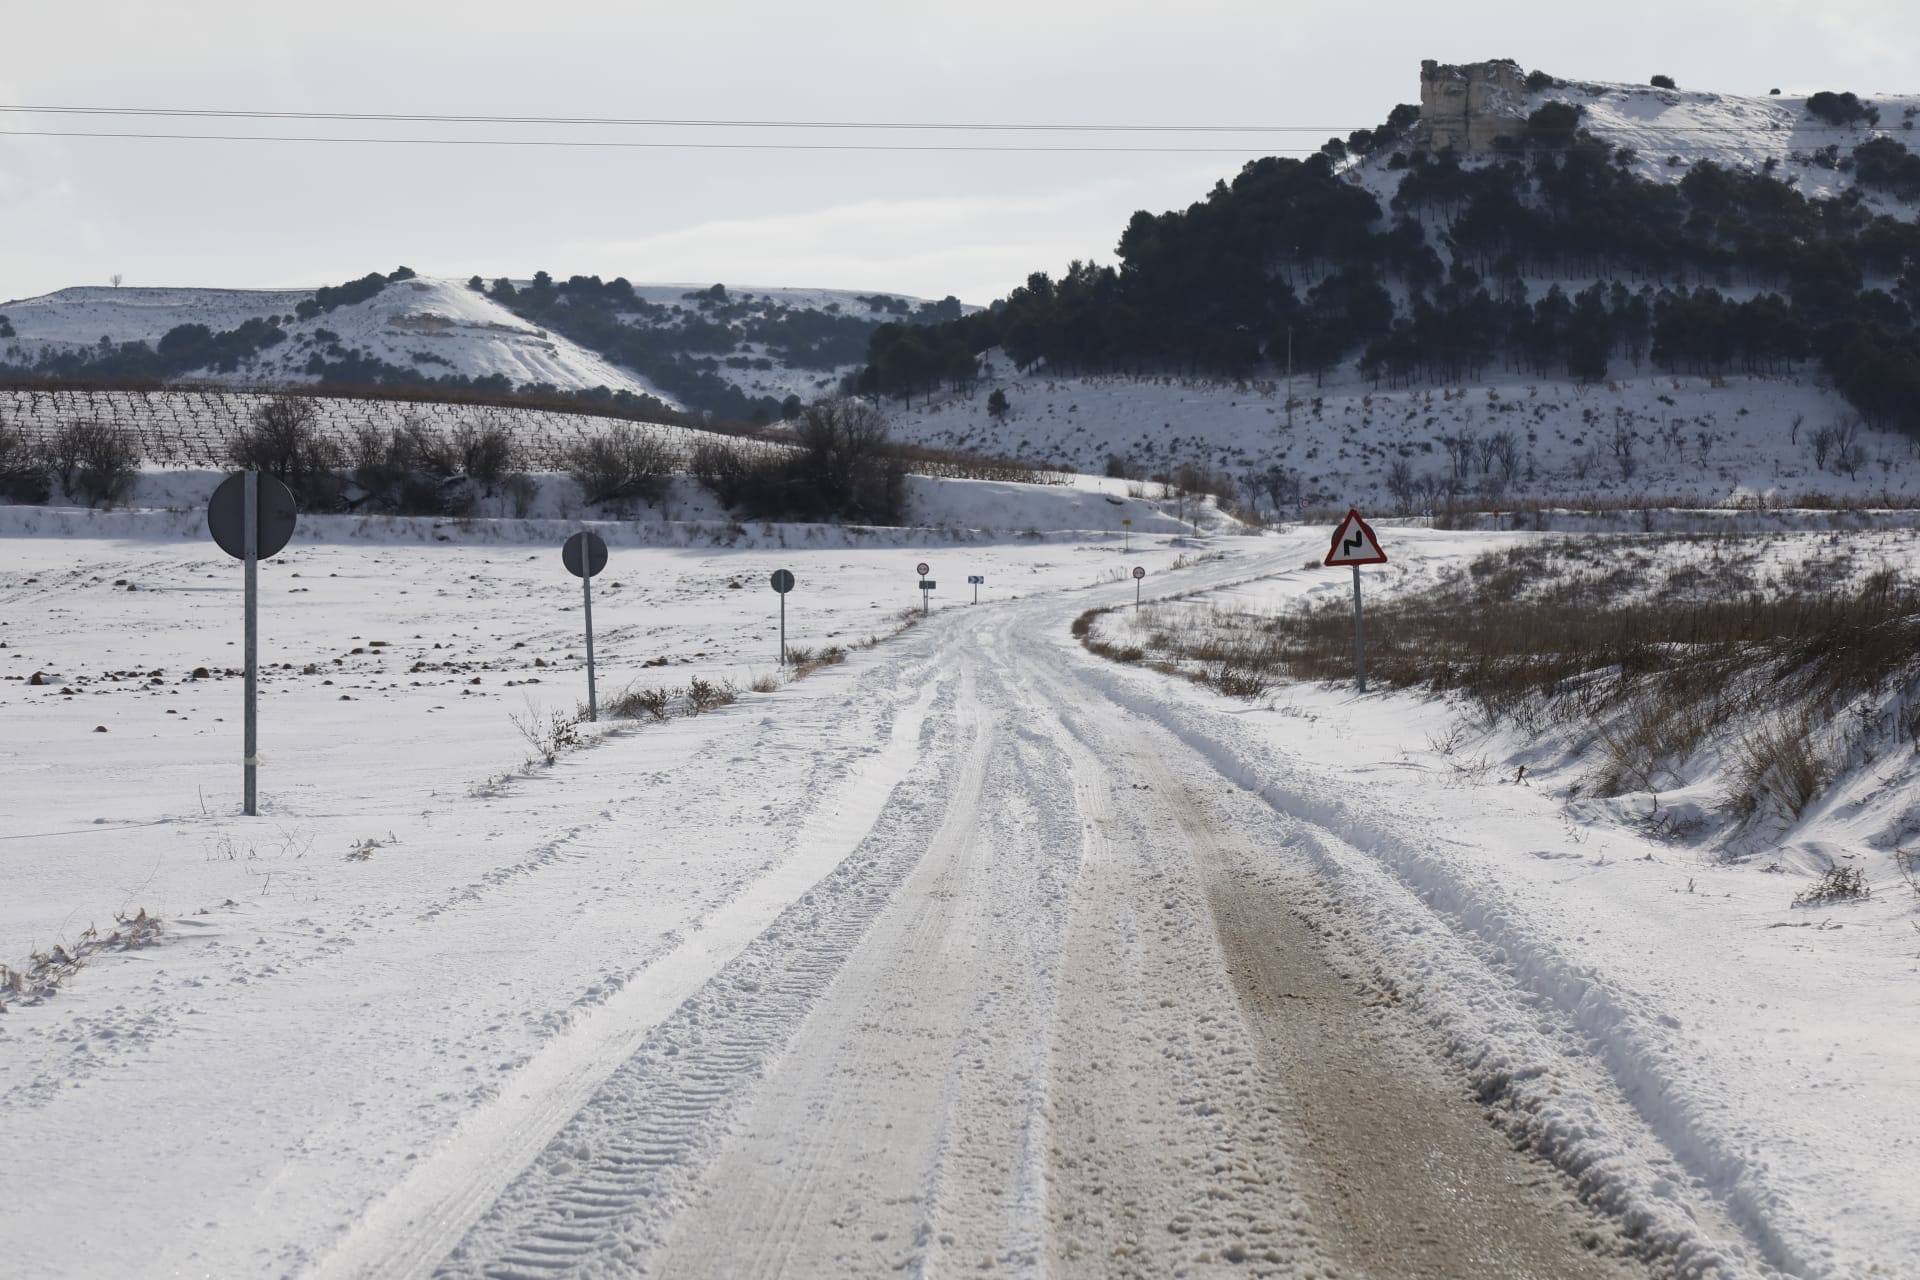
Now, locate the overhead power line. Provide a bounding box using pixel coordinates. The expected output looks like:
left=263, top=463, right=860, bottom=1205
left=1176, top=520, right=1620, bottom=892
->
left=0, top=104, right=1359, bottom=133
left=0, top=129, right=1333, bottom=154
left=0, top=127, right=1814, bottom=156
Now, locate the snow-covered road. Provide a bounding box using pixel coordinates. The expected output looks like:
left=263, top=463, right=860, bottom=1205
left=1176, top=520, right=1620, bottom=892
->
left=317, top=564, right=1658, bottom=1279
left=7, top=524, right=1910, bottom=1278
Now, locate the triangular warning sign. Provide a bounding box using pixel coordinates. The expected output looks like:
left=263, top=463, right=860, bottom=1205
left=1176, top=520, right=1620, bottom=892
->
left=1324, top=508, right=1388, bottom=566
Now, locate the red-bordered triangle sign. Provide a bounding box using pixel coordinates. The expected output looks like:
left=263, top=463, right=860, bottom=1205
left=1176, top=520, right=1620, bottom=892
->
left=1324, top=508, right=1388, bottom=566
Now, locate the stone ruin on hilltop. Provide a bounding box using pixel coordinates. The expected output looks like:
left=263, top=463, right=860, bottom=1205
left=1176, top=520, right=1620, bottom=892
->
left=1417, top=59, right=1532, bottom=152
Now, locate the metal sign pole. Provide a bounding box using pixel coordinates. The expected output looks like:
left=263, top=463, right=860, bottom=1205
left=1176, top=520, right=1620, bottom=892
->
left=1136, top=577, right=1141, bottom=610
left=973, top=580, right=979, bottom=605
left=581, top=528, right=597, bottom=721
left=779, top=591, right=786, bottom=666
left=923, top=584, right=929, bottom=616
left=243, top=471, right=259, bottom=816
left=1352, top=564, right=1367, bottom=693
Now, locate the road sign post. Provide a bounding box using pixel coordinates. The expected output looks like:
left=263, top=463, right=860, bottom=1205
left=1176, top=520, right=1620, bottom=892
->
left=563, top=530, right=609, bottom=720
left=207, top=470, right=298, bottom=817
left=1133, top=564, right=1145, bottom=609
left=770, top=569, right=795, bottom=664
left=917, top=562, right=931, bottom=614
left=1351, top=564, right=1366, bottom=692
left=968, top=573, right=983, bottom=604
left=243, top=472, right=258, bottom=814
left=1322, top=508, right=1388, bottom=693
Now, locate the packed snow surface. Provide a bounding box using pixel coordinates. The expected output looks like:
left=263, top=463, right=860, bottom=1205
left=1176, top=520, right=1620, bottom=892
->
left=2, top=500, right=1915, bottom=1277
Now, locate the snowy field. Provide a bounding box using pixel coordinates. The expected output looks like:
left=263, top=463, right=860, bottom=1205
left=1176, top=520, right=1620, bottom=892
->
left=3, top=503, right=1916, bottom=1278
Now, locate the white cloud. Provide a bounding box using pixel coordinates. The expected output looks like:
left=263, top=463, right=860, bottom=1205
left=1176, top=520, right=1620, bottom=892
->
left=563, top=176, right=1218, bottom=304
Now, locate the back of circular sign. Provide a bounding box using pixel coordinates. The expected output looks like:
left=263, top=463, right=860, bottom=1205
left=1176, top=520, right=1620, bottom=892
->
left=562, top=531, right=610, bottom=579
left=207, top=472, right=299, bottom=560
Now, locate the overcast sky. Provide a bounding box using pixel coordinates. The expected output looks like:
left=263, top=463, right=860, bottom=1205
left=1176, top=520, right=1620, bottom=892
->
left=1, top=1, right=1910, bottom=306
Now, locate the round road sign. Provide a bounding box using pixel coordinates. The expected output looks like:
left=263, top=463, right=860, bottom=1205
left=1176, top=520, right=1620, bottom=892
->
left=207, top=472, right=298, bottom=560
left=770, top=569, right=795, bottom=594
left=1133, top=565, right=1146, bottom=580
left=562, top=531, right=609, bottom=579
left=916, top=561, right=930, bottom=577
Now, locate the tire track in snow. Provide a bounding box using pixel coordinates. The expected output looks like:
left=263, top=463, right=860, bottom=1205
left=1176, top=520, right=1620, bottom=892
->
left=1009, top=633, right=1338, bottom=1278
left=305, top=635, right=963, bottom=1280
left=1072, top=647, right=1798, bottom=1279
left=638, top=659, right=1007, bottom=1276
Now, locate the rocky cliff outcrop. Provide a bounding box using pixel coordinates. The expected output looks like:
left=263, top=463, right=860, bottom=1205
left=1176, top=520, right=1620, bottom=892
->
left=1418, top=59, right=1531, bottom=152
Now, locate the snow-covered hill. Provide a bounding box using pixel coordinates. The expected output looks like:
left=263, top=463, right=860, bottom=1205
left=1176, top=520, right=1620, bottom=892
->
left=0, top=278, right=671, bottom=401
left=1374, top=76, right=1920, bottom=218
left=0, top=278, right=963, bottom=415
left=884, top=71, right=1920, bottom=510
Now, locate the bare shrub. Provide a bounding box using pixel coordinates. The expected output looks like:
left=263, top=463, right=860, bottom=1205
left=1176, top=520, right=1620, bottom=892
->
left=686, top=676, right=738, bottom=712
left=691, top=399, right=907, bottom=524
left=453, top=416, right=520, bottom=494
left=49, top=420, right=140, bottom=507
left=1208, top=666, right=1271, bottom=698
left=1791, top=864, right=1870, bottom=907
left=564, top=425, right=672, bottom=511
left=509, top=703, right=585, bottom=767
left=0, top=416, right=51, bottom=504
left=501, top=472, right=539, bottom=518
left=607, top=683, right=672, bottom=720
left=348, top=420, right=463, bottom=514
left=688, top=438, right=761, bottom=510
left=228, top=395, right=342, bottom=507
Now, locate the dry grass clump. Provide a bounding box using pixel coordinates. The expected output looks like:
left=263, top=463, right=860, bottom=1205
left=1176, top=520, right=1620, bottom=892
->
left=600, top=676, right=741, bottom=724
left=794, top=644, right=848, bottom=678
left=1079, top=535, right=1920, bottom=820
left=1, top=909, right=161, bottom=1011
left=1727, top=715, right=1826, bottom=822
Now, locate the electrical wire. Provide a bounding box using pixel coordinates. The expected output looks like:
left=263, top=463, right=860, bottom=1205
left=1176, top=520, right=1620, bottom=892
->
left=0, top=127, right=1814, bottom=157
left=0, top=128, right=1325, bottom=153
left=0, top=103, right=1357, bottom=133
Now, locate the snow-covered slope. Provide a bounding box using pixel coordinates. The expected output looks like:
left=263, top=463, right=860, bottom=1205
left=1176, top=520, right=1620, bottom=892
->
left=0, top=278, right=967, bottom=412
left=887, top=357, right=1920, bottom=509
left=0, top=278, right=673, bottom=401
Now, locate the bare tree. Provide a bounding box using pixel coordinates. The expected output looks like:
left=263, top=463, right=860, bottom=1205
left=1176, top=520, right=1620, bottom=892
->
left=1610, top=419, right=1638, bottom=482
left=228, top=394, right=343, bottom=505
left=1440, top=432, right=1477, bottom=482
left=1485, top=431, right=1521, bottom=488
left=109, top=273, right=124, bottom=288
left=1832, top=417, right=1867, bottom=480
left=1385, top=457, right=1416, bottom=511
left=1810, top=422, right=1839, bottom=472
